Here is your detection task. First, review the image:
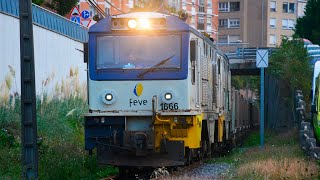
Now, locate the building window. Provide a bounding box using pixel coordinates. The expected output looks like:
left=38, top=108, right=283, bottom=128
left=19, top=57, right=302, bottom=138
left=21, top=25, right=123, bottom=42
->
left=198, top=0, right=205, bottom=12
left=89, top=6, right=96, bottom=17
left=282, top=19, right=288, bottom=28
left=283, top=2, right=295, bottom=13
left=288, top=19, right=295, bottom=29
left=229, top=18, right=240, bottom=28
left=270, top=1, right=276, bottom=12
left=282, top=19, right=295, bottom=29
left=105, top=7, right=110, bottom=15
left=207, top=2, right=212, bottom=8
left=230, top=2, right=240, bottom=11
left=168, top=0, right=179, bottom=9
left=219, top=2, right=229, bottom=12
left=289, top=3, right=295, bottom=13
left=198, top=16, right=205, bottom=30
left=207, top=17, right=212, bottom=26
left=270, top=35, right=276, bottom=45
left=229, top=35, right=240, bottom=43
left=219, top=35, right=228, bottom=43
left=219, top=19, right=228, bottom=28
left=270, top=18, right=276, bottom=28
left=191, top=15, right=196, bottom=26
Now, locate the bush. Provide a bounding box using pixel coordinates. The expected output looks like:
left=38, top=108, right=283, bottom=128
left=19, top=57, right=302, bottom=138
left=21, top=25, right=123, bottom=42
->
left=269, top=37, right=312, bottom=100
left=0, top=96, right=118, bottom=179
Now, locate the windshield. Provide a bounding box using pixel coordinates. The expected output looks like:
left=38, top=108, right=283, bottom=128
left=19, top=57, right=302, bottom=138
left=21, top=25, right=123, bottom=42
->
left=96, top=35, right=181, bottom=69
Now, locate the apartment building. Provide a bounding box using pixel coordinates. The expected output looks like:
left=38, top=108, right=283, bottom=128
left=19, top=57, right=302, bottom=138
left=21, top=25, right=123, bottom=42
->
left=77, top=0, right=219, bottom=39
left=218, top=0, right=301, bottom=52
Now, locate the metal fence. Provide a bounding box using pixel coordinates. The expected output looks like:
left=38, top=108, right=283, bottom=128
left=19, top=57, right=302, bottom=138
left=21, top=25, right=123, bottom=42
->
left=0, top=0, right=88, bottom=42
left=226, top=48, right=277, bottom=60
left=265, top=74, right=295, bottom=129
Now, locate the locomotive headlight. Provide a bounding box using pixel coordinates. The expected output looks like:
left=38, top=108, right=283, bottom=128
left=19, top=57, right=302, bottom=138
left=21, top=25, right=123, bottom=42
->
left=161, top=90, right=176, bottom=103
left=102, top=90, right=116, bottom=105
left=128, top=19, right=137, bottom=29
left=105, top=93, right=113, bottom=101
left=164, top=93, right=172, bottom=100
left=139, top=18, right=150, bottom=29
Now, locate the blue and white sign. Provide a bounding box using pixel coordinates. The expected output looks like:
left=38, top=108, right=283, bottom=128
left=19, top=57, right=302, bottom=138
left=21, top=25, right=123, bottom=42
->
left=71, top=16, right=81, bottom=24
left=81, top=10, right=90, bottom=19
left=256, top=49, right=269, bottom=68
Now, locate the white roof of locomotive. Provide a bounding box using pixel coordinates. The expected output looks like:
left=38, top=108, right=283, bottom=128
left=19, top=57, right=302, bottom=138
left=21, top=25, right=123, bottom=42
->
left=112, top=12, right=169, bottom=19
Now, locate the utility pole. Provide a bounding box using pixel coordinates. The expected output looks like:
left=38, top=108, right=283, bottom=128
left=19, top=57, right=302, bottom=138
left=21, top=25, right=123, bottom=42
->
left=261, top=0, right=264, bottom=47
left=19, top=0, right=38, bottom=179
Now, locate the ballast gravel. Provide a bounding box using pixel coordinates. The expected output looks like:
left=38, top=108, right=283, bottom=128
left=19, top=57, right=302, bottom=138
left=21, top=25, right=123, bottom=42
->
left=160, top=162, right=234, bottom=180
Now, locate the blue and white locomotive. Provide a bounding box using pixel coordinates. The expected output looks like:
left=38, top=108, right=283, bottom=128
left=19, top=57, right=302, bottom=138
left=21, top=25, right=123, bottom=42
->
left=84, top=12, right=244, bottom=170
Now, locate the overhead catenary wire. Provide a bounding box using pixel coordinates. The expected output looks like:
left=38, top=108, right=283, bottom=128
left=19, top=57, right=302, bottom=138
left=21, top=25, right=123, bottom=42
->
left=86, top=0, right=107, bottom=18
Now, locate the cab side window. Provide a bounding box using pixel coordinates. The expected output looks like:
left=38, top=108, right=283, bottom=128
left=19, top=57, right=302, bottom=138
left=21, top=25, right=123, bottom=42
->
left=190, top=40, right=197, bottom=85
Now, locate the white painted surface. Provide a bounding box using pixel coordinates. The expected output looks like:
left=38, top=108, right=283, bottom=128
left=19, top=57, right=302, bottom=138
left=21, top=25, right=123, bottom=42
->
left=0, top=13, right=87, bottom=95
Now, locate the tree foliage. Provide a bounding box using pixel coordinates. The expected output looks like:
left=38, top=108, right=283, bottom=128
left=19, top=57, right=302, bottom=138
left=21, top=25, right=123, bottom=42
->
left=232, top=76, right=260, bottom=91
left=46, top=0, right=79, bottom=16
left=32, top=0, right=45, bottom=6
left=295, top=0, right=320, bottom=44
left=268, top=37, right=312, bottom=96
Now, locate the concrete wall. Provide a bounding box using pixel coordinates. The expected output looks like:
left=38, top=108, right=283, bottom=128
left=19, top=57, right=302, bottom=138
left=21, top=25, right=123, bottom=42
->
left=0, top=13, right=87, bottom=96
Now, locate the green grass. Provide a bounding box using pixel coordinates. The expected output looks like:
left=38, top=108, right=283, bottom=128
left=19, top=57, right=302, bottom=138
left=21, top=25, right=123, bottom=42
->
left=0, top=97, right=118, bottom=179
left=208, top=130, right=319, bottom=179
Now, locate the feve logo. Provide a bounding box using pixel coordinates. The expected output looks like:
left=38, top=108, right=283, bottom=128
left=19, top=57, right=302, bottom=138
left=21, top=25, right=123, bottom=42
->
left=133, top=83, right=143, bottom=97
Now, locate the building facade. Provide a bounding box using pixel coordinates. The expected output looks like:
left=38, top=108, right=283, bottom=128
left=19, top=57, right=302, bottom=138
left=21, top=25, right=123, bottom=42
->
left=77, top=0, right=219, bottom=39
left=218, top=0, right=303, bottom=52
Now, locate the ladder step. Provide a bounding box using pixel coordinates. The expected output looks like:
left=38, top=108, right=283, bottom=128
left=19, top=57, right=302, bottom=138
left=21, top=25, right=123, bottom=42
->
left=23, top=100, right=32, bottom=103
left=21, top=13, right=28, bottom=17
left=24, top=121, right=33, bottom=126
left=23, top=35, right=30, bottom=39
left=24, top=78, right=31, bottom=82
left=24, top=143, right=34, bottom=148
left=25, top=164, right=35, bottom=169
left=24, top=56, right=30, bottom=61
left=24, top=143, right=36, bottom=148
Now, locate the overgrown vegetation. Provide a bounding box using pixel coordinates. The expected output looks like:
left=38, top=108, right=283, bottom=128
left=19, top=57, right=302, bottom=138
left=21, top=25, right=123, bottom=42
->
left=209, top=130, right=320, bottom=179
left=231, top=76, right=260, bottom=91
left=46, top=0, right=79, bottom=16
left=269, top=37, right=312, bottom=100
left=32, top=0, right=45, bottom=6
left=0, top=66, right=117, bottom=179
left=295, top=0, right=320, bottom=44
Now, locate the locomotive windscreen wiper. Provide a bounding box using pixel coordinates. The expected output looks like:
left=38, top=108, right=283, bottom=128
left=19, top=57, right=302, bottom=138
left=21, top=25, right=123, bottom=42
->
left=137, top=54, right=175, bottom=78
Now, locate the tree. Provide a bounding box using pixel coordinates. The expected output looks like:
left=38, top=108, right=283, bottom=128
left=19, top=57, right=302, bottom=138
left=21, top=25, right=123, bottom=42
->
left=32, top=0, right=45, bottom=6
left=295, top=0, right=320, bottom=44
left=46, top=0, right=79, bottom=16
left=268, top=37, right=312, bottom=97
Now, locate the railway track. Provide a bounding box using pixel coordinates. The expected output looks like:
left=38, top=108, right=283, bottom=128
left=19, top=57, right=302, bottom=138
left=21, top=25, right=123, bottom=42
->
left=101, top=152, right=234, bottom=180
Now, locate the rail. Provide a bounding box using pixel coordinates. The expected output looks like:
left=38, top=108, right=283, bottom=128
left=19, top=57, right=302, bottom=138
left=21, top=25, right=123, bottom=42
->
left=225, top=47, right=276, bottom=59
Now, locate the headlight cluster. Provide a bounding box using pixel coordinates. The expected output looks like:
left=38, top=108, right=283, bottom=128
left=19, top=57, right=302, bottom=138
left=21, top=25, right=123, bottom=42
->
left=105, top=93, right=113, bottom=101
left=161, top=91, right=175, bottom=103
left=102, top=90, right=116, bottom=105
left=164, top=93, right=172, bottom=100
left=111, top=18, right=166, bottom=30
